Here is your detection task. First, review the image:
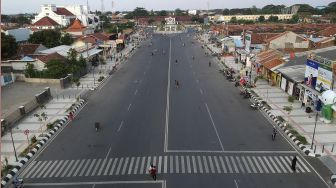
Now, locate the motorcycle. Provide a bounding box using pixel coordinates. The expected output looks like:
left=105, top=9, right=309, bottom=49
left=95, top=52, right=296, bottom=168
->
left=235, top=81, right=240, bottom=87
left=12, top=178, right=24, bottom=188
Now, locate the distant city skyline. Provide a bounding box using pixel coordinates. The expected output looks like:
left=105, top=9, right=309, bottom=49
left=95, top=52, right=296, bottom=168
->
left=2, top=0, right=334, bottom=14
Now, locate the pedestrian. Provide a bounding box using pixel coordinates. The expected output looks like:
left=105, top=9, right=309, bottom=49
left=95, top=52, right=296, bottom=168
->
left=291, top=156, right=297, bottom=171
left=301, top=101, right=305, bottom=108
left=69, top=112, right=74, bottom=121
left=272, top=127, right=277, bottom=141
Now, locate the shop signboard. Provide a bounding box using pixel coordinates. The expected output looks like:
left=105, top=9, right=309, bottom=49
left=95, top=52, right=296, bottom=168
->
left=305, top=59, right=318, bottom=88
left=316, top=63, right=333, bottom=92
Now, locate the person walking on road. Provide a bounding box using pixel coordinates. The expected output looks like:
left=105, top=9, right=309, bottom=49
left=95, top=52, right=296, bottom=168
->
left=148, top=164, right=157, bottom=180
left=291, top=156, right=297, bottom=171
left=209, top=61, right=211, bottom=67
left=175, top=80, right=180, bottom=88
left=272, top=127, right=277, bottom=141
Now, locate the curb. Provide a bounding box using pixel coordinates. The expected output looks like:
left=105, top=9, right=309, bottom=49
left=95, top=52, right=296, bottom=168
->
left=1, top=99, right=85, bottom=187
left=331, top=174, right=336, bottom=186
left=243, top=86, right=321, bottom=158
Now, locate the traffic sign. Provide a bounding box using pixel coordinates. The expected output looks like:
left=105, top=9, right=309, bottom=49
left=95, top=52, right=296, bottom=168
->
left=24, top=129, right=29, bottom=135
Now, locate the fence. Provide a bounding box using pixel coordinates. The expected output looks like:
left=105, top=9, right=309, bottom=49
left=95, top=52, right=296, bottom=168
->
left=1, top=87, right=52, bottom=136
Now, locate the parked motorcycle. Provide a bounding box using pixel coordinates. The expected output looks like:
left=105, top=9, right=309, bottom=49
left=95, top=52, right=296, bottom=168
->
left=250, top=102, right=261, bottom=110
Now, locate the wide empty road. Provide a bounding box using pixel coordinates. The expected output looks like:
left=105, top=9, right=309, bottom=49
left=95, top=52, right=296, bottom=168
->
left=17, top=31, right=329, bottom=188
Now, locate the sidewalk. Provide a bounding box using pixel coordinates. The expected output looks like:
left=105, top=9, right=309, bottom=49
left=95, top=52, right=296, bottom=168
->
left=198, top=34, right=336, bottom=175
left=1, top=37, right=140, bottom=166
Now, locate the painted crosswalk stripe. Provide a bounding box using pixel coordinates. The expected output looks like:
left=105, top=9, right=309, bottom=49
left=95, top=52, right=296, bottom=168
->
left=30, top=161, right=48, bottom=178
left=61, top=160, right=74, bottom=177
left=203, top=156, right=209, bottom=173
left=153, top=156, right=157, bottom=166
left=164, top=156, right=168, bottom=173
left=192, top=156, right=197, bottom=173
left=252, top=156, right=263, bottom=173
left=170, top=156, right=174, bottom=173
left=208, top=156, right=215, bottom=173
left=98, top=159, right=107, bottom=176
left=103, top=158, right=113, bottom=176
left=128, top=157, right=135, bottom=175
left=35, top=161, right=52, bottom=178
left=175, top=156, right=180, bottom=173
left=230, top=156, right=239, bottom=173
left=25, top=161, right=41, bottom=178
left=109, top=158, right=118, bottom=175
left=274, top=156, right=287, bottom=173
left=158, top=156, right=162, bottom=174
left=263, top=156, right=275, bottom=174
left=257, top=157, right=269, bottom=173
left=146, top=156, right=152, bottom=174
left=241, top=156, right=251, bottom=173
left=73, top=159, right=86, bottom=177
left=225, top=156, right=233, bottom=173
left=186, top=156, right=191, bottom=173
left=49, top=160, right=64, bottom=177
left=213, top=156, right=221, bottom=173
left=279, top=156, right=292, bottom=173
left=43, top=161, right=58, bottom=177
left=85, top=159, right=96, bottom=176
left=79, top=159, right=91, bottom=176
left=21, top=161, right=37, bottom=177
left=92, top=159, right=102, bottom=176
left=268, top=156, right=281, bottom=173
left=246, top=156, right=257, bottom=173
left=235, top=157, right=245, bottom=174
left=197, top=156, right=203, bottom=173
left=115, top=158, right=124, bottom=175
left=298, top=158, right=310, bottom=173
left=219, top=156, right=227, bottom=173
left=133, top=157, right=140, bottom=175
left=55, top=160, right=69, bottom=177
left=140, top=157, right=146, bottom=174
left=121, top=157, right=129, bottom=175
left=181, top=156, right=185, bottom=173
left=67, top=160, right=80, bottom=177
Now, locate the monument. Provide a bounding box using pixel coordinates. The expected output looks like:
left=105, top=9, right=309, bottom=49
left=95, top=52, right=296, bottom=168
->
left=164, top=17, right=177, bottom=31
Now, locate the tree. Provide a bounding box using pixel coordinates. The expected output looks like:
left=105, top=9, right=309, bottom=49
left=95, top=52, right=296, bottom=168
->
left=230, top=16, right=237, bottom=23
left=148, top=18, right=155, bottom=25
left=288, top=14, right=299, bottom=23
left=28, top=30, right=61, bottom=48
left=25, top=63, right=37, bottom=78
left=60, top=33, right=74, bottom=45
left=44, top=59, right=68, bottom=78
left=174, top=8, right=185, bottom=16
left=161, top=20, right=166, bottom=25
left=10, top=14, right=31, bottom=26
left=1, top=33, right=18, bottom=59
left=133, top=7, right=149, bottom=17
left=268, top=15, right=279, bottom=22
left=34, top=105, right=48, bottom=136
left=258, top=15, right=265, bottom=22
left=158, top=10, right=168, bottom=16
left=223, top=9, right=230, bottom=15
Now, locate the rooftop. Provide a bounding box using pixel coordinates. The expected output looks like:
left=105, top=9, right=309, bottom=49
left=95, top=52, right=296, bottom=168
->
left=33, top=16, right=59, bottom=26
left=54, top=7, right=75, bottom=16
left=37, top=52, right=67, bottom=63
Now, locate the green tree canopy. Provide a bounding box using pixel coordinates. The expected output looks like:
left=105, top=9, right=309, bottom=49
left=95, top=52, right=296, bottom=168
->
left=1, top=33, right=18, bottom=59
left=258, top=15, right=265, bottom=22
left=28, top=30, right=61, bottom=48
left=44, top=59, right=68, bottom=79
left=60, top=33, right=74, bottom=45
left=268, top=15, right=279, bottom=22
left=174, top=8, right=185, bottom=16
left=230, top=16, right=237, bottom=23
left=157, top=10, right=168, bottom=16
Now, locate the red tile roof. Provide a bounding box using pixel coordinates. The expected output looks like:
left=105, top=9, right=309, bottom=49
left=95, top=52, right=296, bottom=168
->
left=17, top=44, right=42, bottom=56
left=37, top=52, right=67, bottom=63
left=262, top=58, right=284, bottom=70
left=54, top=7, right=74, bottom=16
left=316, top=26, right=336, bottom=37
left=251, top=33, right=279, bottom=44
left=33, top=16, right=59, bottom=26
left=66, top=18, right=86, bottom=32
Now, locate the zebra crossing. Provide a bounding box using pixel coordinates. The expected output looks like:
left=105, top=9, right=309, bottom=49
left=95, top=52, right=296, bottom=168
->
left=20, top=155, right=311, bottom=179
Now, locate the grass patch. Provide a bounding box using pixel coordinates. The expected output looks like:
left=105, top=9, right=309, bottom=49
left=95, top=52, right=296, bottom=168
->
left=286, top=124, right=308, bottom=144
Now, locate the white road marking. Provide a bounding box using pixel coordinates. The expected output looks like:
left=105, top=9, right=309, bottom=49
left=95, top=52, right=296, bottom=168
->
left=175, top=156, right=179, bottom=173
left=181, top=156, right=185, bottom=173
left=133, top=157, right=140, bottom=174
left=91, top=159, right=102, bottom=176
left=115, top=158, right=124, bottom=175
left=127, top=103, right=132, bottom=111
left=61, top=160, right=74, bottom=177
left=205, top=103, right=224, bottom=151
left=165, top=150, right=296, bottom=153
left=268, top=156, right=281, bottom=173
left=170, top=156, right=174, bottom=173
left=235, top=157, right=245, bottom=174
left=97, top=159, right=107, bottom=176
left=73, top=159, right=86, bottom=176
left=230, top=156, right=239, bottom=173
left=105, top=147, right=112, bottom=159
left=225, top=156, right=233, bottom=173
left=103, top=158, right=113, bottom=176
left=67, top=160, right=80, bottom=177
left=200, top=89, right=203, bottom=95
left=85, top=159, right=96, bottom=176
left=121, top=157, right=129, bottom=175
left=164, top=38, right=172, bottom=152
left=219, top=156, right=227, bottom=173
left=128, top=157, right=135, bottom=175
left=196, top=79, right=199, bottom=83
left=158, top=156, right=162, bottom=173
left=186, top=156, right=191, bottom=173
left=134, top=89, right=138, bottom=95
left=234, top=179, right=239, bottom=188
left=117, top=121, right=124, bottom=132
left=208, top=156, right=215, bottom=173
left=31, top=161, right=48, bottom=178
left=197, top=156, right=203, bottom=173
left=109, top=158, right=118, bottom=175
left=140, top=157, right=146, bottom=174
left=241, top=156, right=251, bottom=173
left=279, top=156, right=292, bottom=173
left=246, top=156, right=257, bottom=173
left=213, top=156, right=221, bottom=173
left=257, top=156, right=269, bottom=173
left=164, top=156, right=168, bottom=173
left=79, top=159, right=91, bottom=176
left=263, top=156, right=275, bottom=173
left=192, top=156, right=197, bottom=173
left=25, top=180, right=166, bottom=186
left=50, top=160, right=64, bottom=177
left=252, top=156, right=263, bottom=173
left=202, top=156, right=209, bottom=173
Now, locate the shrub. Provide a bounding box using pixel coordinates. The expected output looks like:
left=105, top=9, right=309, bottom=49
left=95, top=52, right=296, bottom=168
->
left=288, top=96, right=295, bottom=103
left=276, top=116, right=285, bottom=122
left=76, top=82, right=80, bottom=87
left=1, top=164, right=13, bottom=178
left=296, top=135, right=308, bottom=144
left=98, top=76, right=105, bottom=82
left=19, top=146, right=31, bottom=157
left=31, top=136, right=37, bottom=143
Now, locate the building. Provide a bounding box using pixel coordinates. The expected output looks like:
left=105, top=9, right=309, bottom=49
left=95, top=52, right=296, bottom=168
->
left=16, top=44, right=47, bottom=58
left=210, top=14, right=293, bottom=23
left=29, top=16, right=61, bottom=31
left=32, top=4, right=99, bottom=28
left=65, top=18, right=94, bottom=36
left=267, top=31, right=314, bottom=52
left=188, top=10, right=198, bottom=15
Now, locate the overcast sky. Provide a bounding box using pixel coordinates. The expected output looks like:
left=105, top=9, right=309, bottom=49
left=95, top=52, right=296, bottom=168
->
left=2, top=0, right=334, bottom=14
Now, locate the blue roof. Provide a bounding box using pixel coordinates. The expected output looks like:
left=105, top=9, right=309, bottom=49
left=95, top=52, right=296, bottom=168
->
left=6, top=28, right=31, bottom=42
left=234, top=38, right=244, bottom=48
left=21, top=56, right=35, bottom=61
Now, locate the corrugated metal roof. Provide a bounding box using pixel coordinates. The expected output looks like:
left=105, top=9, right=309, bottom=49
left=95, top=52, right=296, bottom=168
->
left=277, top=65, right=305, bottom=83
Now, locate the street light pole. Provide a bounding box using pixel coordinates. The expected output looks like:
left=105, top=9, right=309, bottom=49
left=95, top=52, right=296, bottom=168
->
left=311, top=112, right=319, bottom=149
left=10, top=128, right=18, bottom=162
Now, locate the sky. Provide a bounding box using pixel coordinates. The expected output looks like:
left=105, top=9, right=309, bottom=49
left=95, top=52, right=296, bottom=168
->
left=2, top=0, right=334, bottom=14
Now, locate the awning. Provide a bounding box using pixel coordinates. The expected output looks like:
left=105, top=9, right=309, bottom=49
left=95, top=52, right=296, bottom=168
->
left=81, top=48, right=103, bottom=58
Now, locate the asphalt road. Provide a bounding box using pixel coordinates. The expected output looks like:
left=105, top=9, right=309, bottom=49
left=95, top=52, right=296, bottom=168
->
left=16, top=31, right=331, bottom=188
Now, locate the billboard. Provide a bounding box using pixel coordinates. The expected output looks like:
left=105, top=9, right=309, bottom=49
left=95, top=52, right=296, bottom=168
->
left=245, top=33, right=251, bottom=53
left=305, top=59, right=318, bottom=88
left=316, top=63, right=333, bottom=92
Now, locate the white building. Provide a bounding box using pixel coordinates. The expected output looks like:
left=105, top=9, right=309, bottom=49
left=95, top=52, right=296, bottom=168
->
left=188, top=10, right=198, bottom=15
left=210, top=14, right=293, bottom=22
left=32, top=4, right=99, bottom=28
